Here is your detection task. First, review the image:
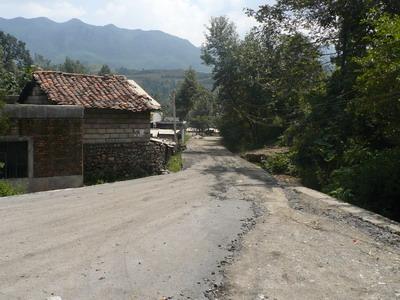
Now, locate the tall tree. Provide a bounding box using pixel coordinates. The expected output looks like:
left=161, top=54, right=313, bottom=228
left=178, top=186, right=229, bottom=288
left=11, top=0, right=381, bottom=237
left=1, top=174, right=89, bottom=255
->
left=33, top=54, right=52, bottom=70
left=0, top=31, right=32, bottom=72
left=202, top=16, right=324, bottom=149
left=59, top=57, right=87, bottom=74
left=0, top=31, right=33, bottom=91
left=353, top=13, right=400, bottom=147
left=98, top=64, right=112, bottom=76
left=0, top=49, right=10, bottom=134
left=175, top=68, right=198, bottom=120
left=188, top=86, right=217, bottom=132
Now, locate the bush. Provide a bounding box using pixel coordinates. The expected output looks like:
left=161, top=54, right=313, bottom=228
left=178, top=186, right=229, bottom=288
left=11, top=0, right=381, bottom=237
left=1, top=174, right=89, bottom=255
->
left=0, top=180, right=23, bottom=197
left=263, top=152, right=298, bottom=176
left=326, top=147, right=400, bottom=221
left=167, top=153, right=183, bottom=173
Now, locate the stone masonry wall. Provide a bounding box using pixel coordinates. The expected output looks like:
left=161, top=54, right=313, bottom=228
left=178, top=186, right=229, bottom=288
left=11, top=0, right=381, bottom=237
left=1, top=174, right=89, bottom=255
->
left=83, top=141, right=169, bottom=182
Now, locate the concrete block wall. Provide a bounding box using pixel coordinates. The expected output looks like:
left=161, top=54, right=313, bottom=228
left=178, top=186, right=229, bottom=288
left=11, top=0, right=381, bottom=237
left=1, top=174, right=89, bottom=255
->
left=83, top=108, right=150, bottom=144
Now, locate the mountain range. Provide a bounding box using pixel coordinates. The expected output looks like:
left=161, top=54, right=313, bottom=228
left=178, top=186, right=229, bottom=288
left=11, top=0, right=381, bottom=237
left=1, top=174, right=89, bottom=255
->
left=0, top=17, right=207, bottom=71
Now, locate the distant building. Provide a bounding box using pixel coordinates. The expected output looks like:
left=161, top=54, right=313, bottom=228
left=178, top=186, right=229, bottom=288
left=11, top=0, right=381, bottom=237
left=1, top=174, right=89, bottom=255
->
left=0, top=71, right=171, bottom=192
left=151, top=119, right=187, bottom=143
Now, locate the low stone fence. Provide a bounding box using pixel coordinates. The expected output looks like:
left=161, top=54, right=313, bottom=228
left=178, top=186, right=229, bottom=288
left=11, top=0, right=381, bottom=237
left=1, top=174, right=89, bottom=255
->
left=83, top=140, right=174, bottom=183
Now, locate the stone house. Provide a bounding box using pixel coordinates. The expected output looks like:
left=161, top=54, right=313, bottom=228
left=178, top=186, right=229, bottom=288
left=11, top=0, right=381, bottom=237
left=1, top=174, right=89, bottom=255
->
left=0, top=71, right=169, bottom=192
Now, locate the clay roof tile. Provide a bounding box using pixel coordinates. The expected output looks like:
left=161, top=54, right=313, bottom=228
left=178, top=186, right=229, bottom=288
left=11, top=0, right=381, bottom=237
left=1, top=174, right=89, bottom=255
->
left=32, top=71, right=161, bottom=112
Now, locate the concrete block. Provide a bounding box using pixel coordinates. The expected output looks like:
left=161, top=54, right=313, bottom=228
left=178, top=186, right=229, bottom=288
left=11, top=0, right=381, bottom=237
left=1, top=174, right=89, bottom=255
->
left=4, top=104, right=84, bottom=119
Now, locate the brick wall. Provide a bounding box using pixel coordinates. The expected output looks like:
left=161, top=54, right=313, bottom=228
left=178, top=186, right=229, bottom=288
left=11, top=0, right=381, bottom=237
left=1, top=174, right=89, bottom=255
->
left=1, top=104, right=84, bottom=192
left=18, top=119, right=82, bottom=178
left=83, top=108, right=150, bottom=144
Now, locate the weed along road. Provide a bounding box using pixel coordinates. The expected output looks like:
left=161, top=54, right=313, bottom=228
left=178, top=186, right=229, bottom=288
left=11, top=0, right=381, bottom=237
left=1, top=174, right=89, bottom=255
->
left=0, top=137, right=399, bottom=300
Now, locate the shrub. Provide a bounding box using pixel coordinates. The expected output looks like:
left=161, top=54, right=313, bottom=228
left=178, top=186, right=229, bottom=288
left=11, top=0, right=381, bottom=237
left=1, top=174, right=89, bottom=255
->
left=263, top=152, right=298, bottom=176
left=326, top=147, right=400, bottom=221
left=0, top=180, right=23, bottom=197
left=167, top=153, right=183, bottom=173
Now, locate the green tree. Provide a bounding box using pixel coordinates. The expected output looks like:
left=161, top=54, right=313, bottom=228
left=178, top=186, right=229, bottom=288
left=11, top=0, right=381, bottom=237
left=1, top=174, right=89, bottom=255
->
left=175, top=68, right=198, bottom=120
left=353, top=13, right=400, bottom=146
left=0, top=48, right=10, bottom=134
left=98, top=64, right=112, bottom=76
left=250, top=2, right=400, bottom=220
left=0, top=31, right=32, bottom=71
left=188, top=86, right=216, bottom=131
left=0, top=31, right=33, bottom=91
left=59, top=57, right=87, bottom=74
left=33, top=54, right=52, bottom=70
left=202, top=16, right=324, bottom=150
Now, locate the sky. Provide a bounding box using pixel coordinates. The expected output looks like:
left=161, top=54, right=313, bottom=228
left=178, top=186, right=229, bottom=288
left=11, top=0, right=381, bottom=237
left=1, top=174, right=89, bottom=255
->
left=0, top=0, right=273, bottom=46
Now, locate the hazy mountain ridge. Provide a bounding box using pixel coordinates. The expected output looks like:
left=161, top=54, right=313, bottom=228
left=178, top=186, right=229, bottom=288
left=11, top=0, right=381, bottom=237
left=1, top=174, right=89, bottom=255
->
left=0, top=17, right=207, bottom=71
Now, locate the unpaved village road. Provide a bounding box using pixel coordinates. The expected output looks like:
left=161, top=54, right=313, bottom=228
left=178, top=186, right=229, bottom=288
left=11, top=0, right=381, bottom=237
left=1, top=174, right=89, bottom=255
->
left=0, top=137, right=399, bottom=300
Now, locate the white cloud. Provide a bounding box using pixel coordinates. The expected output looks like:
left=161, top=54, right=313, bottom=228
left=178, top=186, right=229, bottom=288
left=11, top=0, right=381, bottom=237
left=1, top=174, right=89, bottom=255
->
left=0, top=0, right=266, bottom=46
left=91, top=0, right=262, bottom=46
left=0, top=1, right=86, bottom=21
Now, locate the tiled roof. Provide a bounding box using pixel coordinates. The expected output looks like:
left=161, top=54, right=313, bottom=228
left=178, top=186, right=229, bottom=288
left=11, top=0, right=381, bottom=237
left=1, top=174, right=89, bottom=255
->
left=32, top=71, right=161, bottom=112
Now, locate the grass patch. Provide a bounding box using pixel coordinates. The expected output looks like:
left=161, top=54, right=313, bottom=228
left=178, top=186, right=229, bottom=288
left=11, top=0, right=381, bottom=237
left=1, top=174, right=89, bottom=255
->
left=184, top=133, right=192, bottom=145
left=0, top=180, right=24, bottom=197
left=167, top=153, right=183, bottom=173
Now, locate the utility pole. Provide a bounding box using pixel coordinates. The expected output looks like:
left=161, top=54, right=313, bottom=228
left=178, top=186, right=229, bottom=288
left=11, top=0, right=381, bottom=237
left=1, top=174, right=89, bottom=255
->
left=171, top=90, right=178, bottom=147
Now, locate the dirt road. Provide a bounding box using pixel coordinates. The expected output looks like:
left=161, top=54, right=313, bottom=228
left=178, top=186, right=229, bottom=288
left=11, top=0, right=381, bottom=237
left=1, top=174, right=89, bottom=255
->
left=0, top=137, right=399, bottom=299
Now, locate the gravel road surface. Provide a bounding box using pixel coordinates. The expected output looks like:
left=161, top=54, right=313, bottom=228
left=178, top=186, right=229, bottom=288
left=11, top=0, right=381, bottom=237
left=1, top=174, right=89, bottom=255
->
left=0, top=137, right=399, bottom=300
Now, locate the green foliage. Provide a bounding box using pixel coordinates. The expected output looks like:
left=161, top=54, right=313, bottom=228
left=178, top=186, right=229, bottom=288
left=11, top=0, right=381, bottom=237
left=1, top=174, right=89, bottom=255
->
left=184, top=133, right=191, bottom=145
left=167, top=153, right=183, bottom=173
left=263, top=152, right=298, bottom=177
left=59, top=57, right=88, bottom=74
left=0, top=181, right=23, bottom=197
left=98, top=64, right=112, bottom=76
left=0, top=31, right=32, bottom=71
left=33, top=54, right=52, bottom=69
left=175, top=68, right=198, bottom=120
left=202, top=17, right=324, bottom=150
left=0, top=31, right=33, bottom=93
left=0, top=32, right=34, bottom=134
left=353, top=13, right=400, bottom=146
left=205, top=3, right=400, bottom=220
left=326, top=147, right=400, bottom=220
left=116, top=68, right=213, bottom=110
left=0, top=99, right=9, bottom=135
left=188, top=86, right=217, bottom=131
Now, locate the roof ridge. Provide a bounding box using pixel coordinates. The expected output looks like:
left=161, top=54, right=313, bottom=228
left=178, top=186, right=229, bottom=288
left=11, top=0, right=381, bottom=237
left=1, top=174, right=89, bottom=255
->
left=33, top=70, right=126, bottom=79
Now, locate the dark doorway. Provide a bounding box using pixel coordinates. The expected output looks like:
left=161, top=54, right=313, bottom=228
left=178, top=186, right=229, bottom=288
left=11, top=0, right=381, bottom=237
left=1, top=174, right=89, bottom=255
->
left=0, top=141, right=28, bottom=179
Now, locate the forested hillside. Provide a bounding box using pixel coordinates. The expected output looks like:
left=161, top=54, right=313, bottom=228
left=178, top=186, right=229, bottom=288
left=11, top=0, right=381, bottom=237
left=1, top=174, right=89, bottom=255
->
left=0, top=17, right=206, bottom=71
left=200, top=1, right=400, bottom=221
left=117, top=68, right=213, bottom=107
